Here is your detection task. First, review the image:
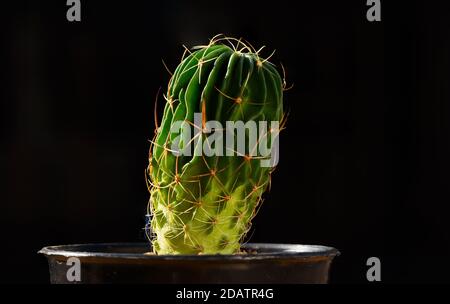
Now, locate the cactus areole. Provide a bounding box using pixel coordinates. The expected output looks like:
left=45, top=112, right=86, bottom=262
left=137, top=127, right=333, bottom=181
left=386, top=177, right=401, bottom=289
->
left=146, top=36, right=285, bottom=254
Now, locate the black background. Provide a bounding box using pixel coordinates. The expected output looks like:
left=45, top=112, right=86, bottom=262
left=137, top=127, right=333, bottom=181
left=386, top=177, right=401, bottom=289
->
left=1, top=0, right=449, bottom=283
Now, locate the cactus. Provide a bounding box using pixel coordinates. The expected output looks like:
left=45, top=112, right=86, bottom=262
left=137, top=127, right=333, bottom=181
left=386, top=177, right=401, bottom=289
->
left=146, top=35, right=285, bottom=254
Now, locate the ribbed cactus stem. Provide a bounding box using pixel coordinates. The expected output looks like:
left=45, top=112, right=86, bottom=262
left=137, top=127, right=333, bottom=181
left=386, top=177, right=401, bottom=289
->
left=146, top=35, right=285, bottom=254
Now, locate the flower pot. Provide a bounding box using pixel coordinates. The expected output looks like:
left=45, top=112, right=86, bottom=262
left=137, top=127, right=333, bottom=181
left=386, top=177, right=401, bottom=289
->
left=39, top=243, right=339, bottom=284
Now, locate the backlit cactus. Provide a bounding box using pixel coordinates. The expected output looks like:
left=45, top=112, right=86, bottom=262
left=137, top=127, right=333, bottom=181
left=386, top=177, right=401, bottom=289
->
left=146, top=35, right=285, bottom=254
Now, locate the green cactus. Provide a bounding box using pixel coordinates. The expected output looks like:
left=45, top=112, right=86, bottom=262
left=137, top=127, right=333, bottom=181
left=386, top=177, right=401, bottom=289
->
left=146, top=35, right=285, bottom=254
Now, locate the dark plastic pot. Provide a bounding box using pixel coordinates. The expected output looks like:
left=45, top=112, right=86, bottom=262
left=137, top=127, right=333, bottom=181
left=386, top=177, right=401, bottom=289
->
left=39, top=243, right=339, bottom=284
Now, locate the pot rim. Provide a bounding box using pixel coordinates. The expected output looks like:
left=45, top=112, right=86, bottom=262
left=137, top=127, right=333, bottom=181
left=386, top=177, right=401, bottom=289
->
left=38, top=242, right=339, bottom=261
